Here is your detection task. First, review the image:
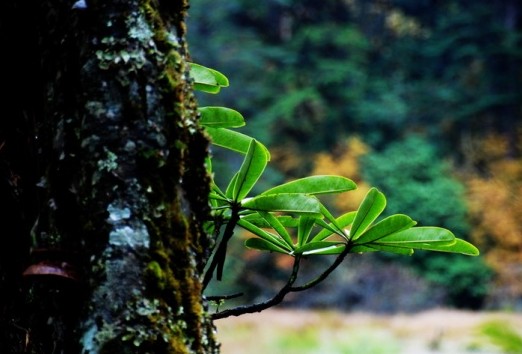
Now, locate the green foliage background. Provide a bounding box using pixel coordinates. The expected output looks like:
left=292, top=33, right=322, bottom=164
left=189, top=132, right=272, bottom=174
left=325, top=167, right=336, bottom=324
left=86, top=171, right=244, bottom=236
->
left=188, top=0, right=521, bottom=310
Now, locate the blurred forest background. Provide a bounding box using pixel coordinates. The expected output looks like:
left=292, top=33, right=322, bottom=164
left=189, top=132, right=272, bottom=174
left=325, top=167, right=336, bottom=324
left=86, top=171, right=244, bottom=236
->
left=187, top=0, right=521, bottom=313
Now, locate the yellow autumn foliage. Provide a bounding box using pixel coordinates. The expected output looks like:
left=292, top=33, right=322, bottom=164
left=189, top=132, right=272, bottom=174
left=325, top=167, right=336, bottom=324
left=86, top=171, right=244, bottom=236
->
left=464, top=131, right=522, bottom=298
left=311, top=136, right=371, bottom=212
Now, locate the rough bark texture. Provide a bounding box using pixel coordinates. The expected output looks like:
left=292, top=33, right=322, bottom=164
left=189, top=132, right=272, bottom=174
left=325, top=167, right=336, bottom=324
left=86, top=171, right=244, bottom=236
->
left=1, top=0, right=218, bottom=353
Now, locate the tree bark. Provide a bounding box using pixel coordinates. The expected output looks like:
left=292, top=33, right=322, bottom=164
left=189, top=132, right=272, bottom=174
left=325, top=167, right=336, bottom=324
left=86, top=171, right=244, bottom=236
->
left=1, top=0, right=218, bottom=353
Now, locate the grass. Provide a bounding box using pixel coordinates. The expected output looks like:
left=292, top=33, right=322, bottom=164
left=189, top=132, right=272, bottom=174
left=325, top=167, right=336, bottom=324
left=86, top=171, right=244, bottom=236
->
left=479, top=320, right=522, bottom=353
left=268, top=327, right=400, bottom=354
left=214, top=309, right=522, bottom=354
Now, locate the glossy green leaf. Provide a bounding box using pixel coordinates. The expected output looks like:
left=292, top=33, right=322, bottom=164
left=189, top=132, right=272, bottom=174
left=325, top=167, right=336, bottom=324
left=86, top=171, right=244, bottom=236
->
left=352, top=228, right=478, bottom=256
left=313, top=218, right=341, bottom=239
left=189, top=63, right=229, bottom=94
left=205, top=127, right=271, bottom=159
left=209, top=196, right=219, bottom=208
left=354, top=214, right=416, bottom=244
left=237, top=219, right=291, bottom=251
left=295, top=241, right=345, bottom=255
left=319, top=204, right=341, bottom=230
left=312, top=211, right=356, bottom=242
left=378, top=240, right=456, bottom=250
left=314, top=204, right=346, bottom=239
left=304, top=244, right=346, bottom=255
left=210, top=180, right=226, bottom=197
left=233, top=139, right=268, bottom=201
left=225, top=173, right=239, bottom=200
left=258, top=211, right=293, bottom=248
left=188, top=63, right=218, bottom=85
left=376, top=227, right=455, bottom=245
left=298, top=216, right=317, bottom=247
left=245, top=238, right=291, bottom=254
left=194, top=83, right=221, bottom=94
left=261, top=175, right=356, bottom=196
left=209, top=191, right=228, bottom=202
left=375, top=238, right=478, bottom=255
left=431, top=238, right=480, bottom=256
left=199, top=107, right=245, bottom=128
left=210, top=180, right=228, bottom=208
left=241, top=213, right=299, bottom=228
left=242, top=194, right=322, bottom=216
left=350, top=244, right=414, bottom=256
left=350, top=188, right=386, bottom=241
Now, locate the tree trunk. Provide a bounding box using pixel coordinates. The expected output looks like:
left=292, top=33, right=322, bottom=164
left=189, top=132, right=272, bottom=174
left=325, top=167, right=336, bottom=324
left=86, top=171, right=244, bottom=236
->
left=1, top=0, right=218, bottom=353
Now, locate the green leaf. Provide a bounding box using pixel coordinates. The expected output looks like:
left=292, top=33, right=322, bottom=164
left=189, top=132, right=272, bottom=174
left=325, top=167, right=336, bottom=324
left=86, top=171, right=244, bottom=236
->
left=241, top=213, right=299, bottom=228
left=189, top=63, right=229, bottom=94
left=233, top=139, right=268, bottom=201
left=305, top=244, right=346, bottom=255
left=354, top=214, right=416, bottom=244
left=193, top=83, right=221, bottom=94
left=199, top=107, right=245, bottom=128
left=350, top=244, right=414, bottom=256
left=258, top=211, right=293, bottom=248
left=261, top=175, right=356, bottom=195
left=375, top=235, right=479, bottom=255
left=225, top=173, right=239, bottom=200
left=312, top=211, right=356, bottom=242
left=313, top=218, right=342, bottom=239
left=237, top=219, right=291, bottom=251
left=205, top=127, right=271, bottom=159
left=209, top=192, right=228, bottom=202
left=313, top=204, right=347, bottom=239
left=241, top=194, right=322, bottom=216
left=297, top=216, right=317, bottom=247
left=295, top=241, right=345, bottom=255
left=350, top=188, right=386, bottom=241
left=210, top=180, right=226, bottom=198
left=375, top=227, right=455, bottom=245
left=245, top=238, right=291, bottom=254
left=439, top=238, right=480, bottom=256
left=209, top=69, right=229, bottom=87
left=353, top=229, right=479, bottom=256
left=210, top=180, right=228, bottom=208
left=189, top=63, right=215, bottom=84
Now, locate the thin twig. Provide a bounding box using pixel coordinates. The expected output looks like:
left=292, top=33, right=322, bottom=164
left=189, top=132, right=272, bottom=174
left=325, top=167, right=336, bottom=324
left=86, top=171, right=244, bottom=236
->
left=206, top=292, right=244, bottom=301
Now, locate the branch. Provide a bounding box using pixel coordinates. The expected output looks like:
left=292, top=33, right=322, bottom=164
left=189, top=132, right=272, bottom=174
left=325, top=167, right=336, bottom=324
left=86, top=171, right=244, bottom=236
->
left=289, top=246, right=350, bottom=292
left=202, top=207, right=240, bottom=289
left=211, top=246, right=351, bottom=320
left=211, top=255, right=302, bottom=320
left=206, top=292, right=244, bottom=302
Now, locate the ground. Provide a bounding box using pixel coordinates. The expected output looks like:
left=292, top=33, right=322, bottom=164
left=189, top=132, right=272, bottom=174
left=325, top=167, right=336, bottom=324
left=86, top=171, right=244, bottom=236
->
left=215, top=308, right=522, bottom=354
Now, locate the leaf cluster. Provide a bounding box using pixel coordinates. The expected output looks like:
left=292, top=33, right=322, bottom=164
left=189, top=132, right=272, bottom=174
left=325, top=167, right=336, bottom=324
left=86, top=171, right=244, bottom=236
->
left=189, top=62, right=479, bottom=318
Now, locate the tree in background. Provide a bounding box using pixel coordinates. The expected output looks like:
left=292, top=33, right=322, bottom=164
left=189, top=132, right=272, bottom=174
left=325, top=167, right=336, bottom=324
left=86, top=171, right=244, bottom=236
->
left=188, top=0, right=521, bottom=151
left=188, top=0, right=520, bottom=308
left=464, top=129, right=522, bottom=307
left=362, top=136, right=492, bottom=309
